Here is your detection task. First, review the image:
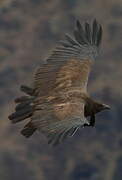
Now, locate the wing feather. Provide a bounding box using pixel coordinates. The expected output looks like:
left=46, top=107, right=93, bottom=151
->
left=85, top=22, right=92, bottom=44
left=32, top=101, right=89, bottom=145
left=34, top=19, right=102, bottom=96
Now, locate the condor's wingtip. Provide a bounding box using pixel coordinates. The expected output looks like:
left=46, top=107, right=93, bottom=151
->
left=74, top=19, right=102, bottom=47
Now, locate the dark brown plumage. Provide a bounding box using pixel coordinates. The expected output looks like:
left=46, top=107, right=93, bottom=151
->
left=8, top=19, right=110, bottom=145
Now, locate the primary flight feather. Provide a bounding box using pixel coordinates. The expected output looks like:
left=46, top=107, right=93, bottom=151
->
left=8, top=19, right=110, bottom=146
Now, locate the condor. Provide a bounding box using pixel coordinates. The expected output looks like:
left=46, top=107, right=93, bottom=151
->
left=9, top=19, right=110, bottom=146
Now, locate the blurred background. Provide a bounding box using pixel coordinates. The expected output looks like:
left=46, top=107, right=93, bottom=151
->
left=0, top=0, right=122, bottom=179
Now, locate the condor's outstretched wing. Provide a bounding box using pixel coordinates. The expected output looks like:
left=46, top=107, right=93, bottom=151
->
left=34, top=19, right=102, bottom=96
left=32, top=98, right=89, bottom=146
left=31, top=19, right=102, bottom=145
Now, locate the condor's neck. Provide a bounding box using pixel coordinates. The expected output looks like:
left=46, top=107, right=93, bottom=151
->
left=84, top=97, right=97, bottom=117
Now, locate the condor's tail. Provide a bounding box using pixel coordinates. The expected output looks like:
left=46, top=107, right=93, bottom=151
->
left=8, top=85, right=37, bottom=138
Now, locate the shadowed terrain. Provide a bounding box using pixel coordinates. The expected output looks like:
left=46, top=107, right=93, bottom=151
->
left=0, top=0, right=122, bottom=179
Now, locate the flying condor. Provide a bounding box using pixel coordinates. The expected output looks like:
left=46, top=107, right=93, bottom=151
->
left=9, top=19, right=110, bottom=146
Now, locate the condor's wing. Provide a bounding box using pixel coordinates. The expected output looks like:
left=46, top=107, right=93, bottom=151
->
left=34, top=19, right=102, bottom=96
left=32, top=99, right=89, bottom=146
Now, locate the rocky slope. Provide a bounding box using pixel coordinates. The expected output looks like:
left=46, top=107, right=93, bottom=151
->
left=0, top=0, right=122, bottom=179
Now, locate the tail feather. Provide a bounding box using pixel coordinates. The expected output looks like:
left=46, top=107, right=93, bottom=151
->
left=9, top=85, right=35, bottom=124
left=20, top=85, right=35, bottom=96
left=21, top=122, right=36, bottom=138
left=8, top=107, right=33, bottom=123
left=15, top=102, right=31, bottom=111
left=9, top=85, right=37, bottom=137
left=15, top=96, right=31, bottom=103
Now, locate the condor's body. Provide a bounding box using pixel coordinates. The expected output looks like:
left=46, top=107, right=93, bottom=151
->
left=9, top=19, right=110, bottom=145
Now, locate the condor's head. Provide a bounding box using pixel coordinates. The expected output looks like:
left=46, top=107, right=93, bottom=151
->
left=93, top=102, right=110, bottom=114
left=84, top=98, right=110, bottom=117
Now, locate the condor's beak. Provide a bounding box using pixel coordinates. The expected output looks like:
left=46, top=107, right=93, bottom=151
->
left=103, top=104, right=111, bottom=110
